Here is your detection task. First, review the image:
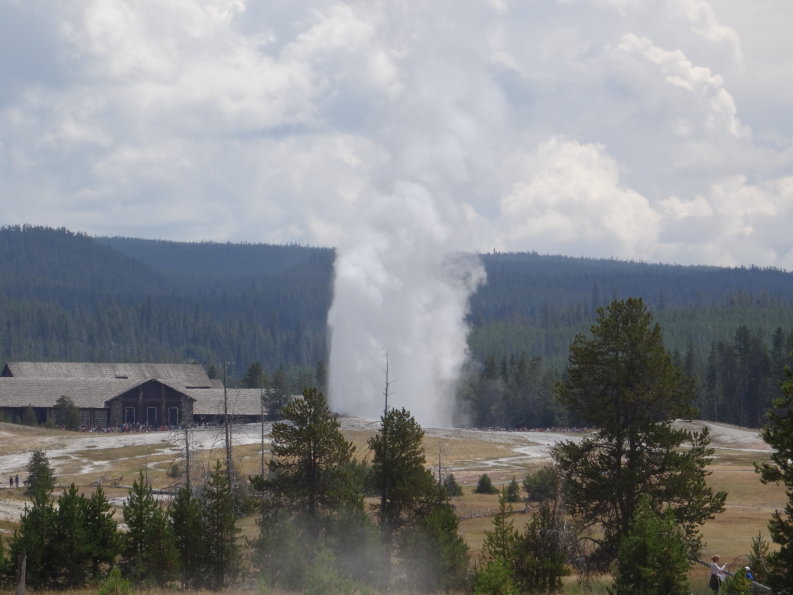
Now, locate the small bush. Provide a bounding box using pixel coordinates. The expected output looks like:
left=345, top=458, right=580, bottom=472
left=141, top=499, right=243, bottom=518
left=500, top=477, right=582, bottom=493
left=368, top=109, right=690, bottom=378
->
left=472, top=558, right=519, bottom=595
left=166, top=462, right=182, bottom=478
left=721, top=568, right=753, bottom=594
left=475, top=473, right=499, bottom=495
left=522, top=464, right=557, bottom=502
left=443, top=473, right=463, bottom=496
left=97, top=566, right=131, bottom=595
left=505, top=477, right=521, bottom=503
left=22, top=406, right=38, bottom=426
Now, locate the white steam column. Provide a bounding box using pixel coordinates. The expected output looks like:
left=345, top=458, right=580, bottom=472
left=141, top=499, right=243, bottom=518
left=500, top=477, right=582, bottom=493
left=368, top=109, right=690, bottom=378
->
left=327, top=182, right=485, bottom=428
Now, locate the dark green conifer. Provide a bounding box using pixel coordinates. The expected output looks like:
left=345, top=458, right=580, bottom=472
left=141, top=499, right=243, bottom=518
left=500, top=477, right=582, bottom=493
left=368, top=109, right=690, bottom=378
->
left=755, top=363, right=793, bottom=592
left=553, top=298, right=726, bottom=565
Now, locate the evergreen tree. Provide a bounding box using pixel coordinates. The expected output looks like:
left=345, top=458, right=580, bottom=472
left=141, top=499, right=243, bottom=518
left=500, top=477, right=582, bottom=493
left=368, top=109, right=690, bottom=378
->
left=268, top=387, right=356, bottom=520
left=51, top=483, right=90, bottom=588
left=610, top=495, right=689, bottom=595
left=21, top=405, right=37, bottom=426
left=733, top=325, right=774, bottom=427
left=254, top=507, right=307, bottom=591
left=552, top=298, right=726, bottom=566
left=475, top=473, right=499, bottom=494
left=515, top=502, right=568, bottom=593
left=7, top=469, right=117, bottom=590
left=479, top=492, right=519, bottom=566
left=755, top=361, right=793, bottom=593
left=472, top=557, right=519, bottom=595
left=169, top=485, right=206, bottom=589
left=97, top=566, right=131, bottom=595
left=477, top=492, right=566, bottom=593
left=315, top=359, right=328, bottom=394
left=83, top=486, right=120, bottom=581
left=402, top=499, right=470, bottom=592
left=747, top=531, right=771, bottom=585
left=0, top=536, right=9, bottom=588
left=322, top=505, right=386, bottom=590
left=23, top=450, right=54, bottom=499
left=53, top=395, right=81, bottom=430
left=268, top=365, right=290, bottom=418
left=242, top=361, right=267, bottom=388
left=122, top=470, right=176, bottom=586
left=368, top=407, right=437, bottom=554
left=505, top=477, right=521, bottom=503
left=720, top=568, right=753, bottom=595
left=522, top=464, right=558, bottom=503
left=255, top=387, right=365, bottom=592
left=8, top=477, right=56, bottom=589
left=201, top=460, right=240, bottom=590
left=442, top=473, right=463, bottom=497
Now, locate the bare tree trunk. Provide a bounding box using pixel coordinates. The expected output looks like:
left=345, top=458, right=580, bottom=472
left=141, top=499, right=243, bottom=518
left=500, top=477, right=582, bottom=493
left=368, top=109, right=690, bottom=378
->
left=260, top=377, right=265, bottom=477
left=184, top=423, right=191, bottom=487
left=16, top=551, right=26, bottom=595
left=223, top=363, right=233, bottom=491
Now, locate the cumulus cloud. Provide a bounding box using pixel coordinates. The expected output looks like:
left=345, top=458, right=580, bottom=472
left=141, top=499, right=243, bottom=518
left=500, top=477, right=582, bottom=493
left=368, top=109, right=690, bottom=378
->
left=3, top=0, right=793, bottom=423
left=0, top=0, right=790, bottom=263
left=497, top=137, right=660, bottom=260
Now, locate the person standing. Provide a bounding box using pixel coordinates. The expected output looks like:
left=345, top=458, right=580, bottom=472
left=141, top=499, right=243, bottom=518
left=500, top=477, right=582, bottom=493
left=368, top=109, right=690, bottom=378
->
left=709, top=554, right=726, bottom=592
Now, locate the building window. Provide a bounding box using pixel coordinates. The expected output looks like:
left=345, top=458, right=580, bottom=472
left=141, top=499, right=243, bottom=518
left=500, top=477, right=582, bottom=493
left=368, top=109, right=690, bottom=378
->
left=168, top=407, right=179, bottom=427
left=125, top=407, right=136, bottom=425
left=147, top=407, right=157, bottom=426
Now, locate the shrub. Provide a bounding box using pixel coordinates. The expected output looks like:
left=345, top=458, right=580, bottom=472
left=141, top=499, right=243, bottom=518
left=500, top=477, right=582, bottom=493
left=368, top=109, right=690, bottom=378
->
left=443, top=473, right=463, bottom=496
left=610, top=495, right=689, bottom=595
left=475, top=473, right=499, bottom=495
left=721, top=568, right=752, bottom=595
left=97, top=566, right=131, bottom=595
left=22, top=406, right=37, bottom=426
left=472, top=558, right=519, bottom=595
left=505, top=477, right=521, bottom=503
left=522, top=465, right=557, bottom=502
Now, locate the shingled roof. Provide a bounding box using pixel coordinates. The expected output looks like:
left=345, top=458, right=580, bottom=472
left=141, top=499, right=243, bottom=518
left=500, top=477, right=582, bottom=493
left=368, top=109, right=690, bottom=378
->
left=187, top=387, right=267, bottom=416
left=0, top=377, right=194, bottom=409
left=2, top=362, right=216, bottom=389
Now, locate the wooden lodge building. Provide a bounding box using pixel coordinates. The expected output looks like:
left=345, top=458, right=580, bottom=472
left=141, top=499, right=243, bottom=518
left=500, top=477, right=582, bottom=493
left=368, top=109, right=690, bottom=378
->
left=0, top=362, right=267, bottom=428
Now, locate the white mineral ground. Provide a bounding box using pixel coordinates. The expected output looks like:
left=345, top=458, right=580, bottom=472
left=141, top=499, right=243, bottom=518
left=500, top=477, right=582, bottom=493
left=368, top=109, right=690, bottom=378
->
left=0, top=419, right=770, bottom=526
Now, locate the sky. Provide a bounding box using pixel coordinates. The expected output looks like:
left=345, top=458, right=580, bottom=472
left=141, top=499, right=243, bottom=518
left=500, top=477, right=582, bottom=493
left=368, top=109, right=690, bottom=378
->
left=1, top=0, right=792, bottom=268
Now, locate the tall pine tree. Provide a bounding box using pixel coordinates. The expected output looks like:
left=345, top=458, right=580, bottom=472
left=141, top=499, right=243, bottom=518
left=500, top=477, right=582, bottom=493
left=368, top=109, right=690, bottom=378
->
left=267, top=387, right=356, bottom=520
left=169, top=485, right=206, bottom=589
left=201, top=460, right=239, bottom=590
left=552, top=298, right=725, bottom=566
left=755, top=361, right=793, bottom=593
left=122, top=470, right=176, bottom=586
left=368, top=407, right=437, bottom=555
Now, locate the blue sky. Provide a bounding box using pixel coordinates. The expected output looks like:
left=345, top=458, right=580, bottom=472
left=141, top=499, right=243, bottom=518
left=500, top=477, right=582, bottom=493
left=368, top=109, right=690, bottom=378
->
left=1, top=0, right=792, bottom=268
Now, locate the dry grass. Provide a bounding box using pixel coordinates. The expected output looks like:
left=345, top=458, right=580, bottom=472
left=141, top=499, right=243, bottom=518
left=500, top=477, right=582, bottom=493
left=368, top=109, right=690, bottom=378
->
left=0, top=422, right=786, bottom=593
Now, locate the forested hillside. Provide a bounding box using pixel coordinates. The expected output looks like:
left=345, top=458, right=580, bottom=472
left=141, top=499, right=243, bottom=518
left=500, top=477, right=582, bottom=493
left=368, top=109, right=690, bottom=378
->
left=2, top=225, right=793, bottom=428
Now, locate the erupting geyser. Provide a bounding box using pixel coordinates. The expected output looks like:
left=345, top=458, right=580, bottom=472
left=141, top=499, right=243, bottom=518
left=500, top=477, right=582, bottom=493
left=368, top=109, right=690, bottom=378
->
left=327, top=182, right=485, bottom=428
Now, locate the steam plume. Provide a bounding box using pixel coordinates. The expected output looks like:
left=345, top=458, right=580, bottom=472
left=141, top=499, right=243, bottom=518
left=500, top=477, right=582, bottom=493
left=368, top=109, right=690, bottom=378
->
left=327, top=182, right=485, bottom=428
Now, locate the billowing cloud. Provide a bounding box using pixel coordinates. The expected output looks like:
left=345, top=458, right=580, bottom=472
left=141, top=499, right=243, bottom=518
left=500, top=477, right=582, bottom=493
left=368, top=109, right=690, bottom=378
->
left=1, top=0, right=790, bottom=266
left=496, top=137, right=660, bottom=259
left=3, top=0, right=793, bottom=424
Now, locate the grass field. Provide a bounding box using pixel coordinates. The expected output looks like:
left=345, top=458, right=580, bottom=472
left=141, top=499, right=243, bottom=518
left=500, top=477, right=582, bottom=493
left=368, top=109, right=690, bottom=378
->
left=0, top=420, right=786, bottom=593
